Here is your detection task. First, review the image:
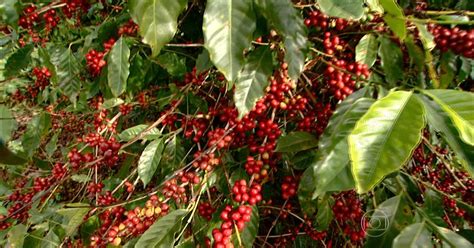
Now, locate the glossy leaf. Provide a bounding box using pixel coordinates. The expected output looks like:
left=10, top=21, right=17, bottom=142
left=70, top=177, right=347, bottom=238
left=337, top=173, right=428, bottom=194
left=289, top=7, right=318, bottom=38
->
left=234, top=46, right=273, bottom=118
left=275, top=131, right=318, bottom=153
left=423, top=90, right=474, bottom=146
left=379, top=0, right=406, bottom=40
left=315, top=196, right=333, bottom=231
left=392, top=222, right=431, bottom=248
left=255, top=0, right=308, bottom=80
left=134, top=209, right=188, bottom=248
left=349, top=91, right=425, bottom=193
left=317, top=0, right=364, bottom=20
left=355, top=34, right=379, bottom=68
left=365, top=195, right=413, bottom=247
left=138, top=138, right=165, bottom=186
left=0, top=0, right=19, bottom=27
left=319, top=96, right=375, bottom=154
left=107, top=37, right=130, bottom=97
left=156, top=52, right=187, bottom=78
left=57, top=205, right=90, bottom=237
left=378, top=36, right=404, bottom=86
left=100, top=98, right=125, bottom=110
left=196, top=48, right=213, bottom=73
left=421, top=188, right=447, bottom=227
left=7, top=224, right=26, bottom=248
left=415, top=23, right=435, bottom=51
left=0, top=105, right=16, bottom=141
left=162, top=135, right=185, bottom=169
left=203, top=0, right=256, bottom=82
left=45, top=132, right=59, bottom=157
left=420, top=95, right=474, bottom=176
left=0, top=140, right=26, bottom=165
left=5, top=44, right=33, bottom=77
left=129, top=0, right=187, bottom=57
left=311, top=141, right=354, bottom=198
left=119, top=124, right=161, bottom=142
left=51, top=47, right=81, bottom=105
left=438, top=52, right=456, bottom=89
left=433, top=226, right=473, bottom=248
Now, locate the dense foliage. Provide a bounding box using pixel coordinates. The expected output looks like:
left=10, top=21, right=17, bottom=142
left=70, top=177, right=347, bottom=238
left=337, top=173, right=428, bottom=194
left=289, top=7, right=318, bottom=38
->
left=0, top=0, right=473, bottom=247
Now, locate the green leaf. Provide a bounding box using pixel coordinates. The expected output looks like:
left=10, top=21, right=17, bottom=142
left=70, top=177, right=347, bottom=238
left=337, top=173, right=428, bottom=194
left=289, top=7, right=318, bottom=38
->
left=0, top=0, right=19, bottom=27
left=71, top=174, right=91, bottom=183
left=119, top=124, right=161, bottom=142
left=0, top=105, right=16, bottom=141
left=423, top=90, right=474, bottom=146
left=234, top=46, right=273, bottom=118
left=255, top=0, right=308, bottom=81
left=349, top=91, right=425, bottom=193
left=233, top=206, right=259, bottom=247
left=433, top=226, right=473, bottom=248
left=392, top=222, right=432, bottom=248
left=438, top=52, right=456, bottom=89
left=156, top=52, right=187, bottom=78
left=203, top=0, right=256, bottom=82
left=315, top=196, right=333, bottom=231
left=405, top=36, right=425, bottom=71
left=129, top=0, right=187, bottom=57
left=379, top=0, right=406, bottom=40
left=107, top=37, right=130, bottom=97
left=421, top=189, right=447, bottom=227
left=419, top=95, right=474, bottom=176
left=415, top=24, right=435, bottom=51
left=355, top=34, right=379, bottom=68
left=317, top=0, right=364, bottom=20
left=162, top=135, right=185, bottom=169
left=134, top=209, right=189, bottom=248
left=378, top=36, right=404, bottom=86
left=51, top=47, right=81, bottom=105
left=0, top=140, right=26, bottom=165
left=275, top=131, right=318, bottom=153
left=196, top=48, right=213, bottom=74
left=5, top=45, right=33, bottom=77
left=100, top=98, right=125, bottom=110
left=365, top=195, right=413, bottom=247
left=57, top=205, right=90, bottom=237
left=138, top=138, right=165, bottom=186
left=311, top=141, right=354, bottom=198
left=319, top=96, right=375, bottom=155
left=45, top=132, right=59, bottom=157
left=367, top=0, right=384, bottom=13
left=7, top=224, right=26, bottom=248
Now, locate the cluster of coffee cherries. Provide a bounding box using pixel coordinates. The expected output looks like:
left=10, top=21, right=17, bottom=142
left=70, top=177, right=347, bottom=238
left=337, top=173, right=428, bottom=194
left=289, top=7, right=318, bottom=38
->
left=43, top=9, right=60, bottom=31
left=325, top=59, right=369, bottom=100
left=232, top=180, right=262, bottom=205
left=208, top=128, right=233, bottom=149
left=86, top=49, right=107, bottom=77
left=118, top=19, right=139, bottom=36
left=62, top=0, right=90, bottom=19
left=192, top=151, right=221, bottom=171
left=332, top=191, right=366, bottom=244
left=15, top=66, right=52, bottom=100
left=410, top=138, right=473, bottom=227
left=183, top=67, right=207, bottom=85
left=212, top=205, right=254, bottom=248
left=297, top=102, right=333, bottom=136
left=198, top=202, right=216, bottom=220
left=281, top=176, right=298, bottom=200
left=18, top=5, right=40, bottom=30
left=429, top=24, right=474, bottom=58
left=90, top=195, right=170, bottom=246
left=305, top=10, right=351, bottom=31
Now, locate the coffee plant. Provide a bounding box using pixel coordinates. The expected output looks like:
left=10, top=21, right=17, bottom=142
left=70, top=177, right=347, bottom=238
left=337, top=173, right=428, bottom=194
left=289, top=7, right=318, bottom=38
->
left=0, top=0, right=473, bottom=247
